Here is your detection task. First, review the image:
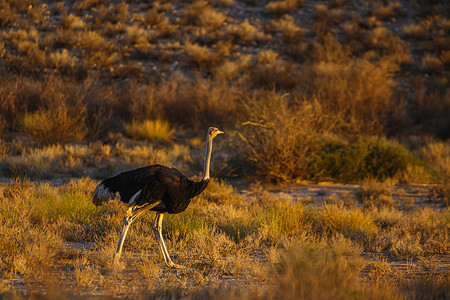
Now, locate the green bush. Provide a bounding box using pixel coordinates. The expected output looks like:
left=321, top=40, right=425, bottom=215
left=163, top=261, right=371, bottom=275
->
left=309, top=139, right=416, bottom=181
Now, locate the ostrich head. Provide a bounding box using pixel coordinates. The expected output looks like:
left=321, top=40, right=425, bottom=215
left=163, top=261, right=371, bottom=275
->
left=208, top=127, right=224, bottom=139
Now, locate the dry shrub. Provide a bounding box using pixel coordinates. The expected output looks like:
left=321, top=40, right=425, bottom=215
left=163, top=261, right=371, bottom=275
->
left=3, top=75, right=116, bottom=141
left=53, top=1, right=64, bottom=15
left=409, top=77, right=450, bottom=138
left=440, top=50, right=450, bottom=64
left=16, top=39, right=46, bottom=68
left=145, top=8, right=167, bottom=27
left=310, top=36, right=396, bottom=137
left=238, top=91, right=329, bottom=182
left=124, top=119, right=175, bottom=141
left=75, top=0, right=105, bottom=11
left=421, top=53, right=443, bottom=72
left=144, top=9, right=178, bottom=38
left=181, top=0, right=227, bottom=27
left=356, top=178, right=395, bottom=208
left=365, top=259, right=393, bottom=282
left=73, top=257, right=102, bottom=287
left=218, top=0, right=234, bottom=7
left=0, top=1, right=19, bottom=26
left=123, top=81, right=161, bottom=122
left=197, top=6, right=227, bottom=27
left=75, top=30, right=110, bottom=52
left=277, top=237, right=374, bottom=300
left=366, top=207, right=448, bottom=257
left=402, top=23, right=428, bottom=39
left=399, top=276, right=449, bottom=300
left=265, top=0, right=301, bottom=15
left=226, top=20, right=268, bottom=45
left=214, top=54, right=251, bottom=81
left=80, top=78, right=117, bottom=139
left=0, top=77, right=29, bottom=132
left=94, top=2, right=129, bottom=26
left=95, top=3, right=128, bottom=25
left=250, top=50, right=298, bottom=89
left=183, top=40, right=231, bottom=69
left=358, top=26, right=411, bottom=65
left=181, top=0, right=210, bottom=25
left=267, top=15, right=305, bottom=43
left=399, top=164, right=432, bottom=184
left=84, top=49, right=121, bottom=70
left=373, top=5, right=396, bottom=20
left=313, top=4, right=344, bottom=36
left=137, top=256, right=162, bottom=279
left=125, top=24, right=150, bottom=47
left=48, top=49, right=77, bottom=70
left=184, top=42, right=220, bottom=69
left=430, top=182, right=449, bottom=207
left=214, top=60, right=240, bottom=81
left=158, top=78, right=239, bottom=129
left=23, top=107, right=87, bottom=144
left=60, top=13, right=85, bottom=30
left=0, top=116, right=6, bottom=138
left=19, top=78, right=87, bottom=144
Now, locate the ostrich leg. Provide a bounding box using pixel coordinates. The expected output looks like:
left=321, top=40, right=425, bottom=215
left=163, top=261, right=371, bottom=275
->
left=153, top=213, right=183, bottom=269
left=113, top=202, right=160, bottom=265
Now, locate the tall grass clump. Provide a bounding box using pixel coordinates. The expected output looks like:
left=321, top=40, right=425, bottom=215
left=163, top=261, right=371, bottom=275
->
left=305, top=204, right=378, bottom=242
left=355, top=178, right=395, bottom=208
left=124, top=119, right=175, bottom=141
left=259, top=201, right=304, bottom=244
left=276, top=237, right=393, bottom=300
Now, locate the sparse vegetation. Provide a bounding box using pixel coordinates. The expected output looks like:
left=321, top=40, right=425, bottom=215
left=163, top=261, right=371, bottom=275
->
left=0, top=179, right=447, bottom=298
left=0, top=0, right=449, bottom=297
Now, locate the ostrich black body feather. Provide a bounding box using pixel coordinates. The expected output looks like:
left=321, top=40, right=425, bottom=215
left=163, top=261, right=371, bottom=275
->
left=93, top=164, right=209, bottom=214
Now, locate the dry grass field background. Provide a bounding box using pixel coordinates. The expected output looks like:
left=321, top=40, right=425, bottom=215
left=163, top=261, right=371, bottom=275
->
left=0, top=0, right=449, bottom=298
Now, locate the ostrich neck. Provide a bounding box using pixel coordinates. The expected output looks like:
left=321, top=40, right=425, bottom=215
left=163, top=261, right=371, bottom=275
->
left=202, top=135, right=213, bottom=181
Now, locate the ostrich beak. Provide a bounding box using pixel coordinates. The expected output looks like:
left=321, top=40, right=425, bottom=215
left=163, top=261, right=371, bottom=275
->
left=217, top=130, right=224, bottom=135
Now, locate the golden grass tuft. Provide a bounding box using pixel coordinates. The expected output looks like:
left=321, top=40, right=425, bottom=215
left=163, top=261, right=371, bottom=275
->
left=268, top=15, right=305, bottom=42
left=23, top=108, right=87, bottom=145
left=124, top=119, right=175, bottom=141
left=60, top=13, right=85, bottom=30
left=356, top=178, right=395, bottom=208
left=421, top=53, right=443, bottom=72
left=48, top=49, right=77, bottom=69
left=226, top=20, right=268, bottom=45
left=265, top=0, right=301, bottom=15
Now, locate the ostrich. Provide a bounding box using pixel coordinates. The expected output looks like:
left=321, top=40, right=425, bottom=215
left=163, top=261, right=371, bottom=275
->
left=92, top=127, right=223, bottom=268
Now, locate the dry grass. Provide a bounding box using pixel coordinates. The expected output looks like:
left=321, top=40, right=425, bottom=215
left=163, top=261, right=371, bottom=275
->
left=0, top=142, right=190, bottom=179
left=124, top=119, right=175, bottom=142
left=0, top=0, right=447, bottom=164
left=265, top=0, right=302, bottom=15
left=0, top=178, right=447, bottom=298
left=237, top=91, right=327, bottom=182
left=0, top=0, right=449, bottom=297
left=22, top=107, right=87, bottom=145
left=356, top=178, right=395, bottom=208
